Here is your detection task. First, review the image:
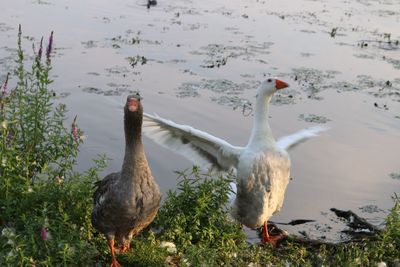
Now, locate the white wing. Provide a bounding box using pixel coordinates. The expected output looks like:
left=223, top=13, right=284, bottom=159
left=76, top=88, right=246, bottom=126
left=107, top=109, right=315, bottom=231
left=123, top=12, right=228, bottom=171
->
left=276, top=125, right=329, bottom=151
left=143, top=113, right=244, bottom=172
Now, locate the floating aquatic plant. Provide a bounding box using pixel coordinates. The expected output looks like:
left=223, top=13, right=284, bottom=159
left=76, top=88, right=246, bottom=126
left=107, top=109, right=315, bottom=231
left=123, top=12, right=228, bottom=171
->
left=299, top=114, right=331, bottom=124
left=389, top=173, right=400, bottom=180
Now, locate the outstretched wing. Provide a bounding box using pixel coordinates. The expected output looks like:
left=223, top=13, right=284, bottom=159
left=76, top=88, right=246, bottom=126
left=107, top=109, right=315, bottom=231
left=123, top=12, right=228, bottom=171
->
left=276, top=125, right=329, bottom=151
left=142, top=113, right=243, bottom=172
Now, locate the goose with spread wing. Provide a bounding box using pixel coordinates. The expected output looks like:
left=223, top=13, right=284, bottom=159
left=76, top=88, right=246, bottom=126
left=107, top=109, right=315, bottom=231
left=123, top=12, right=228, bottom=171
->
left=92, top=93, right=161, bottom=267
left=142, top=78, right=326, bottom=245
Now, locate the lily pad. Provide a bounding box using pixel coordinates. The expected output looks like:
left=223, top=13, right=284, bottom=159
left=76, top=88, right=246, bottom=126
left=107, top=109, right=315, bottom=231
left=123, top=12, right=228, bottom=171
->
left=81, top=40, right=98, bottom=49
left=82, top=86, right=136, bottom=96
left=176, top=79, right=252, bottom=99
left=292, top=67, right=340, bottom=98
left=271, top=91, right=298, bottom=106
left=191, top=41, right=273, bottom=67
left=210, top=95, right=252, bottom=112
left=105, top=66, right=130, bottom=75
left=389, top=173, right=400, bottom=180
left=299, top=114, right=331, bottom=124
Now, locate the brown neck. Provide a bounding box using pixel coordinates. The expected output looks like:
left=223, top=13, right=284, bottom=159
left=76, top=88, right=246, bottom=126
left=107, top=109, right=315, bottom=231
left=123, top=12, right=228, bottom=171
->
left=121, top=110, right=148, bottom=180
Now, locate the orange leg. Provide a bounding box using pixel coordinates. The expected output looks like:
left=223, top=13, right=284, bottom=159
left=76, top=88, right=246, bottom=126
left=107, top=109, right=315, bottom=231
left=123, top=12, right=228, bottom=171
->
left=261, top=222, right=284, bottom=247
left=107, top=238, right=123, bottom=267
left=121, top=243, right=130, bottom=253
left=115, top=243, right=130, bottom=254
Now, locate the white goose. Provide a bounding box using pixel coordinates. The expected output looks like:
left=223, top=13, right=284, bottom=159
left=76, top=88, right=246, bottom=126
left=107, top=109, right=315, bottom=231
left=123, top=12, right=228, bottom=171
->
left=143, top=78, right=326, bottom=245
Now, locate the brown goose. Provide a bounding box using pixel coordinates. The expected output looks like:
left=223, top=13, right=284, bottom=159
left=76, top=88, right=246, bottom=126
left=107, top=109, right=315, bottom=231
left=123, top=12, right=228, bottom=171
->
left=91, top=93, right=161, bottom=267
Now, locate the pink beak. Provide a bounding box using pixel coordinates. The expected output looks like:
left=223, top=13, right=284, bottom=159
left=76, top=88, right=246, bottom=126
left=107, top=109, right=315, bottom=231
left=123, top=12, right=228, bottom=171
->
left=128, top=98, right=139, bottom=112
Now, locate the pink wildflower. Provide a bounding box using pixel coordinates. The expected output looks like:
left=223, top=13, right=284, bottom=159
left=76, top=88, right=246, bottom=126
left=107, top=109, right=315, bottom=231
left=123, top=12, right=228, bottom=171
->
left=40, top=226, right=50, bottom=241
left=71, top=115, right=79, bottom=142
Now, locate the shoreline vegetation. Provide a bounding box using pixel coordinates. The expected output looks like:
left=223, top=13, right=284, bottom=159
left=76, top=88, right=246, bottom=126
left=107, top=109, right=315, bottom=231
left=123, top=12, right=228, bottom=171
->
left=1, top=28, right=399, bottom=267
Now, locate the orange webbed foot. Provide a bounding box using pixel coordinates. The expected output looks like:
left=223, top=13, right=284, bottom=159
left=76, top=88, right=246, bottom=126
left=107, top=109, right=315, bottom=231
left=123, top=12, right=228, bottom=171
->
left=109, top=257, right=123, bottom=267
left=261, top=222, right=285, bottom=247
left=262, top=233, right=285, bottom=247
left=107, top=238, right=124, bottom=267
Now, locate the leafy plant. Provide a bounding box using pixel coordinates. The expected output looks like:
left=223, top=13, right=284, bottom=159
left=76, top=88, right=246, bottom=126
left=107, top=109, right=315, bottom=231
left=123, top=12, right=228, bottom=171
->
left=152, top=166, right=246, bottom=265
left=0, top=26, right=106, bottom=266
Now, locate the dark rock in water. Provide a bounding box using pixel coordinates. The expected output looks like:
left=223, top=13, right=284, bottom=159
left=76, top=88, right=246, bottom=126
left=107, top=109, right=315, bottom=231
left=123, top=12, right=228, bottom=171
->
left=330, top=208, right=381, bottom=234
left=285, top=219, right=316, bottom=226
left=270, top=219, right=315, bottom=226
left=147, top=0, right=157, bottom=9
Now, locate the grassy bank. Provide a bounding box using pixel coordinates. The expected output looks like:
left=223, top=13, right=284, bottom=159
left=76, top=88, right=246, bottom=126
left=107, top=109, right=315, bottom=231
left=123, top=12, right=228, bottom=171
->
left=0, top=28, right=399, bottom=267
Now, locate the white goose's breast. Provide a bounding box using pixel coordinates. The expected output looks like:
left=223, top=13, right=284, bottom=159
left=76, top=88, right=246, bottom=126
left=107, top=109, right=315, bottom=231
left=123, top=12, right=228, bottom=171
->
left=233, top=150, right=290, bottom=228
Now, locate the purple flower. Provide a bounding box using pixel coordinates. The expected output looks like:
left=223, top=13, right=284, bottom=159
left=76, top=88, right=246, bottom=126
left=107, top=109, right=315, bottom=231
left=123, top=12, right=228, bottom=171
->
left=46, top=31, right=54, bottom=61
left=1, top=73, right=9, bottom=95
left=38, top=37, right=43, bottom=60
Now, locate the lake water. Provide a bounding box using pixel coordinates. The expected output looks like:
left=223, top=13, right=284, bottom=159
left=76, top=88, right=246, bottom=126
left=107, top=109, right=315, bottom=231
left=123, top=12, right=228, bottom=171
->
left=1, top=0, right=399, bottom=242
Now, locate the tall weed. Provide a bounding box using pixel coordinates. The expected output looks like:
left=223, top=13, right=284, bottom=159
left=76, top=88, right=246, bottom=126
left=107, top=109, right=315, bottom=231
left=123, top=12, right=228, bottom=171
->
left=0, top=26, right=106, bottom=266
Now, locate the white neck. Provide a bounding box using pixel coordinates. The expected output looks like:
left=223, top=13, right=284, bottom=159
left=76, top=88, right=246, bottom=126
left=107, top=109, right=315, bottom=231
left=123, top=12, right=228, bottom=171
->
left=247, top=94, right=276, bottom=149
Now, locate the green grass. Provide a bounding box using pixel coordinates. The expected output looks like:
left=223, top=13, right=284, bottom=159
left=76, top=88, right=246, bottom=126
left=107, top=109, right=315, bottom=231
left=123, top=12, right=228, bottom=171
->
left=0, top=27, right=399, bottom=267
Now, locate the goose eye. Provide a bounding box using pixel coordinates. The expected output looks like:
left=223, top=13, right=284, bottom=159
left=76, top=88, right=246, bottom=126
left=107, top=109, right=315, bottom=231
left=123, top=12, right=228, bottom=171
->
left=267, top=78, right=272, bottom=83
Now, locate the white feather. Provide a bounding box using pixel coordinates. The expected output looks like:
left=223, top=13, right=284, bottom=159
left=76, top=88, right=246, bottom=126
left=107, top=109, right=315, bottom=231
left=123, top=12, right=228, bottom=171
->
left=143, top=113, right=243, bottom=172
left=276, top=125, right=329, bottom=151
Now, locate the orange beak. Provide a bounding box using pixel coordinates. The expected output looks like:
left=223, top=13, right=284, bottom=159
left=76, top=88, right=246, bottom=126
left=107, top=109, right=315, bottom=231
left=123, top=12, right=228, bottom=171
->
left=275, top=79, right=289, bottom=90
left=128, top=98, right=139, bottom=112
